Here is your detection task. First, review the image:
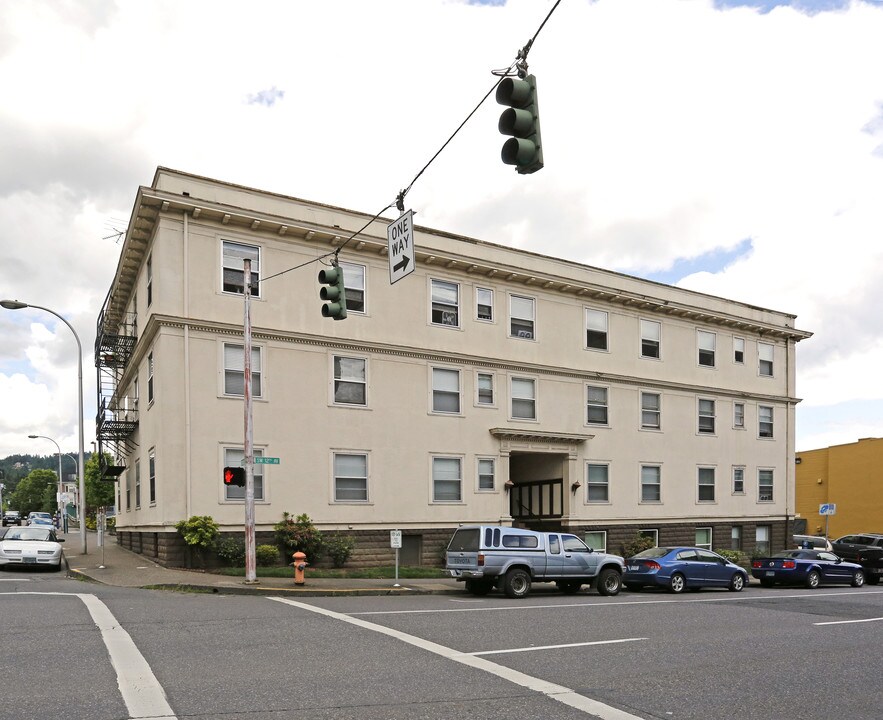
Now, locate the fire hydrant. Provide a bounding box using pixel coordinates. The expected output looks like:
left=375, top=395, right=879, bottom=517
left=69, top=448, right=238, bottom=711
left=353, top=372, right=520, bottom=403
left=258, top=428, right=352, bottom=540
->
left=293, top=551, right=308, bottom=585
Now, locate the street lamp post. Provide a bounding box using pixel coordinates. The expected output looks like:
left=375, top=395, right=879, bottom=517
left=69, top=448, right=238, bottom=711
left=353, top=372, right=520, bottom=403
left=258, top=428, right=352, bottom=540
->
left=28, top=435, right=66, bottom=532
left=2, top=299, right=87, bottom=553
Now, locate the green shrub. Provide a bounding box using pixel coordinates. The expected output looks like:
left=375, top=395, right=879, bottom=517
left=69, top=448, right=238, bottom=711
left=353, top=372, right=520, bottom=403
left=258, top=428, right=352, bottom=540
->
left=714, top=548, right=747, bottom=565
left=325, top=533, right=356, bottom=568
left=274, top=512, right=323, bottom=563
left=255, top=544, right=279, bottom=567
left=175, top=515, right=220, bottom=548
left=622, top=533, right=656, bottom=559
left=215, top=536, right=246, bottom=566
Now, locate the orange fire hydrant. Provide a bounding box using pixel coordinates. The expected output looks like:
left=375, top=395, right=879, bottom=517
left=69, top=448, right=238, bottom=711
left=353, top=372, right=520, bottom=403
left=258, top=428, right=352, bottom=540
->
left=293, top=551, right=308, bottom=585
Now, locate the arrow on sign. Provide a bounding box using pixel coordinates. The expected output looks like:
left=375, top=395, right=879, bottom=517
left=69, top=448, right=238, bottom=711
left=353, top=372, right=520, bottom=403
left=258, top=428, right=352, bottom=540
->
left=393, top=255, right=410, bottom=273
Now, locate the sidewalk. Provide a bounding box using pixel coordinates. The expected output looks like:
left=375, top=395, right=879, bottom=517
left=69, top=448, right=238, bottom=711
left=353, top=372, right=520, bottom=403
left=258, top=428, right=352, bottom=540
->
left=58, top=530, right=464, bottom=597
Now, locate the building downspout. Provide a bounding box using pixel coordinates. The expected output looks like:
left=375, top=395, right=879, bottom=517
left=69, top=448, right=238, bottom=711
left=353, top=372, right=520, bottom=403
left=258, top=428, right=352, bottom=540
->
left=183, top=211, right=192, bottom=518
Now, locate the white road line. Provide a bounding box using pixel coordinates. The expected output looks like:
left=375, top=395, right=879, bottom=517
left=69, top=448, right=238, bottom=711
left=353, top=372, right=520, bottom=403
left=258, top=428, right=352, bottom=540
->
left=269, top=596, right=643, bottom=720
left=815, top=616, right=883, bottom=626
left=0, top=578, right=31, bottom=581
left=469, top=637, right=647, bottom=656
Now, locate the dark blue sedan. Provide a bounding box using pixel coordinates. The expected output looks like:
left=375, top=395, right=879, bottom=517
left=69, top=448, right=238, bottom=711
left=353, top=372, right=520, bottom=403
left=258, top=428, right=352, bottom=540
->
left=751, top=549, right=865, bottom=588
left=624, top=546, right=748, bottom=593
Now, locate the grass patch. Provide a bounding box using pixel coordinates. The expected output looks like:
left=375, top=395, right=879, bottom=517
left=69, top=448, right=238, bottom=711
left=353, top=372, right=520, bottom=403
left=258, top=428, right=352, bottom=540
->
left=211, top=565, right=448, bottom=579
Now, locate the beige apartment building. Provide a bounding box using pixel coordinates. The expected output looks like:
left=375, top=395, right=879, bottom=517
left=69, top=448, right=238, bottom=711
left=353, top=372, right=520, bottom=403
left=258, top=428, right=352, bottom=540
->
left=97, top=168, right=812, bottom=566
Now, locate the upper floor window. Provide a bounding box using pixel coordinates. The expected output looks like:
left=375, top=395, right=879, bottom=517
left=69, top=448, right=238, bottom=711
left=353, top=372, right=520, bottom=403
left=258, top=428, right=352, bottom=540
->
left=224, top=447, right=264, bottom=501
left=511, top=377, right=536, bottom=420
left=476, top=372, right=494, bottom=406
left=222, top=240, right=260, bottom=296
left=148, top=448, right=156, bottom=505
left=733, top=466, right=745, bottom=494
left=758, top=342, right=774, bottom=377
left=476, top=288, right=494, bottom=322
left=432, top=368, right=460, bottom=414
left=146, top=255, right=153, bottom=307
left=333, top=356, right=366, bottom=406
left=734, top=402, right=745, bottom=428
left=333, top=452, right=368, bottom=502
left=431, top=279, right=459, bottom=327
left=758, top=469, right=774, bottom=502
left=339, top=261, right=366, bottom=313
left=509, top=295, right=535, bottom=340
left=134, top=458, right=141, bottom=509
left=698, top=330, right=716, bottom=367
left=698, top=398, right=716, bottom=434
left=759, top=405, right=774, bottom=438
left=586, top=386, right=608, bottom=425
left=698, top=467, right=715, bottom=502
left=640, top=319, right=660, bottom=359
left=641, top=392, right=660, bottom=430
left=147, top=352, right=154, bottom=404
left=586, top=463, right=609, bottom=502
left=224, top=343, right=262, bottom=397
left=734, top=337, right=745, bottom=364
left=477, top=458, right=495, bottom=491
left=641, top=465, right=661, bottom=503
left=585, top=309, right=608, bottom=351
left=433, top=456, right=462, bottom=503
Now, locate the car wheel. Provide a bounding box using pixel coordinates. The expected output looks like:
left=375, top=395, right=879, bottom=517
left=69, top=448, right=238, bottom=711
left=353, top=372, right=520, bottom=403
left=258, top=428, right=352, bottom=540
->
left=596, top=568, right=622, bottom=596
left=805, top=570, right=821, bottom=589
left=668, top=573, right=686, bottom=594
left=557, top=580, right=582, bottom=594
left=625, top=582, right=643, bottom=592
left=503, top=568, right=532, bottom=599
left=851, top=570, right=865, bottom=588
left=729, top=573, right=745, bottom=592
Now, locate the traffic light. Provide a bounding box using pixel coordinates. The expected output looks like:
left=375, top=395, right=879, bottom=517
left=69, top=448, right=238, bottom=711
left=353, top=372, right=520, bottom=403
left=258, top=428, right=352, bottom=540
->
left=496, top=74, right=543, bottom=174
left=223, top=466, right=245, bottom=487
left=318, top=263, right=347, bottom=320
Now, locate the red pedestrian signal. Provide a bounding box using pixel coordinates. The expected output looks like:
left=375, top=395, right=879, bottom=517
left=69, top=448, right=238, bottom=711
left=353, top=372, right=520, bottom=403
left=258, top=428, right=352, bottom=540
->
left=223, top=466, right=245, bottom=487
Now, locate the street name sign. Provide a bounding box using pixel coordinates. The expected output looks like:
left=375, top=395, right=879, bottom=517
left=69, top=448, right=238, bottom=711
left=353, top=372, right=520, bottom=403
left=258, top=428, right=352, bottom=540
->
left=819, top=503, right=836, bottom=515
left=254, top=457, right=280, bottom=465
left=387, top=210, right=415, bottom=284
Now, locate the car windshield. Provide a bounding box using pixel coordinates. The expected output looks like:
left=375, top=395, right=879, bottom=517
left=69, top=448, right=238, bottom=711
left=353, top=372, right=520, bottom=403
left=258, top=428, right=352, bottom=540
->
left=4, top=527, right=54, bottom=542
left=632, top=547, right=670, bottom=559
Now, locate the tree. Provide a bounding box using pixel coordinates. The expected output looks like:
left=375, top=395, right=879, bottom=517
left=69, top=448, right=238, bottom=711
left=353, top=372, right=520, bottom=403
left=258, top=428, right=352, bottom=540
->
left=8, top=469, right=57, bottom=516
left=84, top=453, right=116, bottom=517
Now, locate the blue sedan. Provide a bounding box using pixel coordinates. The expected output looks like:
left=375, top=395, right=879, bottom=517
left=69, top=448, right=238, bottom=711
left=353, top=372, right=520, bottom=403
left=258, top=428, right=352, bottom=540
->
left=624, top=546, right=748, bottom=593
left=751, top=549, right=865, bottom=588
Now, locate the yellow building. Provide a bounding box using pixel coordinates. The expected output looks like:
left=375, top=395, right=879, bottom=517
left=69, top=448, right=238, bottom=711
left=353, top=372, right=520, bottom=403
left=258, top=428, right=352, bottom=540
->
left=795, top=437, right=883, bottom=538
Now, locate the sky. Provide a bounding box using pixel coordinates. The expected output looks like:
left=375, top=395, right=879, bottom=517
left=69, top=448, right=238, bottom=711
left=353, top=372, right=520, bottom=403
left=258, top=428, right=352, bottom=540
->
left=1, top=0, right=882, bottom=462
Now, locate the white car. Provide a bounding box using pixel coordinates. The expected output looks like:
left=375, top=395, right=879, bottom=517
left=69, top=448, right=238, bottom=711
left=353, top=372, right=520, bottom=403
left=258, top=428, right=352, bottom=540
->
left=0, top=526, right=65, bottom=570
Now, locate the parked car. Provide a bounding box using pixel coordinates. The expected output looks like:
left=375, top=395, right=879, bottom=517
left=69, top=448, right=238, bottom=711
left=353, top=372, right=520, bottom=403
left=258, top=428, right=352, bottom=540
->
left=792, top=534, right=833, bottom=551
left=0, top=526, right=65, bottom=570
left=751, top=549, right=864, bottom=588
left=831, top=534, right=883, bottom=586
left=27, top=512, right=53, bottom=526
left=27, top=515, right=55, bottom=528
left=2, top=511, right=22, bottom=527
left=623, top=547, right=748, bottom=593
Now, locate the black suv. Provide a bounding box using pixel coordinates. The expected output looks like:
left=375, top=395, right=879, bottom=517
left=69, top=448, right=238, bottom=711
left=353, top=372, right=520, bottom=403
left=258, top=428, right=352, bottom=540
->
left=832, top=534, right=883, bottom=586
left=2, top=511, right=22, bottom=526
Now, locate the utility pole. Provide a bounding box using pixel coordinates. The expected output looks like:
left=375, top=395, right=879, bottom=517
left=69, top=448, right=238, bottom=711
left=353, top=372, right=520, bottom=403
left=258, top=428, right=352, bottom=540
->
left=243, top=259, right=257, bottom=584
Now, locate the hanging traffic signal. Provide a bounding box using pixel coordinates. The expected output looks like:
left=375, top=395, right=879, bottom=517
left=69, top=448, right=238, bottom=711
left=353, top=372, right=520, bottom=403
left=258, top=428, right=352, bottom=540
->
left=318, top=263, right=347, bottom=320
left=496, top=74, right=543, bottom=174
left=224, top=466, right=245, bottom=487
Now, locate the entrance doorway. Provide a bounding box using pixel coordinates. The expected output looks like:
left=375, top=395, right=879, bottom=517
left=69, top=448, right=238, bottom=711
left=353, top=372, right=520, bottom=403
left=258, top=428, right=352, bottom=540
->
left=508, top=452, right=565, bottom=526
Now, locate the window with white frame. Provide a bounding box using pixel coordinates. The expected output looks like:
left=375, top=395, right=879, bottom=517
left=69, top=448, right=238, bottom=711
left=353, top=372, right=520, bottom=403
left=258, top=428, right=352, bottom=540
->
left=125, top=469, right=130, bottom=511
left=134, top=458, right=141, bottom=509
left=222, top=240, right=260, bottom=296
left=695, top=528, right=712, bottom=550
left=640, top=319, right=660, bottom=359
left=755, top=525, right=771, bottom=554
left=146, top=255, right=153, bottom=307
left=476, top=372, right=494, bottom=406
left=731, top=525, right=743, bottom=550
left=511, top=377, right=536, bottom=419
left=433, top=456, right=462, bottom=502
left=639, top=529, right=659, bottom=546
left=333, top=453, right=368, bottom=502
left=759, top=405, right=774, bottom=438
left=476, top=287, right=494, bottom=321
left=224, top=448, right=264, bottom=501
left=734, top=336, right=745, bottom=364
left=586, top=386, right=608, bottom=425
left=509, top=295, right=535, bottom=339
left=698, top=467, right=715, bottom=502
left=477, top=457, right=495, bottom=491
left=641, top=465, right=661, bottom=502
left=586, top=464, right=609, bottom=502
left=734, top=402, right=745, bottom=428
left=224, top=344, right=262, bottom=397
left=758, top=342, right=774, bottom=377
left=732, top=466, right=745, bottom=494
left=641, top=392, right=660, bottom=429
left=333, top=356, right=366, bottom=405
left=147, top=352, right=154, bottom=404
left=431, top=279, right=459, bottom=327
left=758, top=469, right=774, bottom=502
left=698, top=330, right=716, bottom=367
left=339, top=261, right=366, bottom=313
left=698, top=398, right=716, bottom=434
left=585, top=309, right=608, bottom=350
left=584, top=530, right=607, bottom=552
left=432, top=368, right=460, bottom=413
left=148, top=448, right=156, bottom=505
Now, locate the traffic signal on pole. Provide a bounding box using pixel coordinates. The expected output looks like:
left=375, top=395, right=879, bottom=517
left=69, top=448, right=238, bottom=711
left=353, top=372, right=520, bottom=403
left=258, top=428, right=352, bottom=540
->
left=496, top=74, right=543, bottom=174
left=224, top=466, right=245, bottom=487
left=318, top=263, right=347, bottom=320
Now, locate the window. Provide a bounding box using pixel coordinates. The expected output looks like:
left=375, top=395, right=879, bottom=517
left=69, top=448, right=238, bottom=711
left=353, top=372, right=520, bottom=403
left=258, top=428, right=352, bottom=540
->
left=698, top=467, right=715, bottom=502
left=731, top=526, right=743, bottom=551
left=698, top=330, right=716, bottom=367
left=640, top=319, right=660, bottom=358
left=433, top=457, right=462, bottom=502
left=477, top=458, right=495, bottom=491
left=509, top=295, right=535, bottom=339
left=758, top=342, right=774, bottom=376
left=755, top=525, right=771, bottom=555
left=224, top=344, right=262, bottom=397
left=431, top=279, right=459, bottom=327
left=584, top=531, right=607, bottom=552
left=585, top=309, right=608, bottom=350
left=733, top=466, right=745, bottom=494
left=134, top=458, right=141, bottom=509
left=641, top=392, right=660, bottom=429
left=339, top=261, right=366, bottom=313
left=698, top=398, right=716, bottom=434
left=148, top=448, right=156, bottom=505
left=641, top=465, right=661, bottom=502
left=586, top=464, right=609, bottom=502
left=333, top=453, right=368, bottom=502
left=476, top=372, right=494, bottom=406
left=511, top=377, right=536, bottom=420
left=146, top=255, right=153, bottom=307
left=734, top=402, right=745, bottom=429
left=734, top=337, right=745, bottom=364
left=224, top=448, right=264, bottom=501
left=695, top=528, right=712, bottom=550
left=432, top=368, right=460, bottom=413
left=125, top=469, right=130, bottom=511
left=758, top=469, right=774, bottom=502
left=586, top=386, right=608, bottom=425
left=222, top=240, right=260, bottom=296
left=333, top=356, right=366, bottom=405
left=147, top=352, right=154, bottom=404
left=639, top=529, right=659, bottom=546
left=476, top=287, right=494, bottom=321
left=759, top=405, right=774, bottom=438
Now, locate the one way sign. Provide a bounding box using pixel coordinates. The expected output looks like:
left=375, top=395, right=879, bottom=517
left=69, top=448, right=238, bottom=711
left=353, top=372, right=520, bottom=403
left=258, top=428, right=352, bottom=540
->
left=387, top=210, right=415, bottom=284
